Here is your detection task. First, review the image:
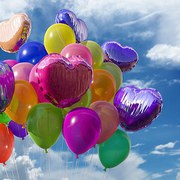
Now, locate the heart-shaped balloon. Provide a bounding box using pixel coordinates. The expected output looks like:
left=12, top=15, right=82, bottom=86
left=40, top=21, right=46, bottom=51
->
left=0, top=13, right=31, bottom=53
left=102, top=41, right=138, bottom=72
left=37, top=54, right=92, bottom=108
left=55, top=9, right=88, bottom=42
left=114, top=86, right=162, bottom=131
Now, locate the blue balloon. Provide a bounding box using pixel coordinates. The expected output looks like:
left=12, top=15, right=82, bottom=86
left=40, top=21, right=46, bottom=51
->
left=17, top=41, right=48, bottom=65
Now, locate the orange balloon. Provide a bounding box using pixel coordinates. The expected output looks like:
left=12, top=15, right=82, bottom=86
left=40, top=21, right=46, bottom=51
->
left=6, top=80, right=38, bottom=126
left=90, top=69, right=116, bottom=102
left=0, top=124, right=14, bottom=165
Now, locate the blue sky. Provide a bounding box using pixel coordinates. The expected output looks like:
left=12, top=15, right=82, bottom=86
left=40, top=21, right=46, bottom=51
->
left=0, top=0, right=180, bottom=179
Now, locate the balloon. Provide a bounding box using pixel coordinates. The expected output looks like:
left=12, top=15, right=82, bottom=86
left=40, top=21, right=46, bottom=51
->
left=90, top=69, right=116, bottom=103
left=0, top=62, right=15, bottom=113
left=98, top=129, right=130, bottom=170
left=55, top=9, right=88, bottom=42
left=8, top=121, right=28, bottom=140
left=63, top=107, right=101, bottom=157
left=101, top=62, right=122, bottom=91
left=44, top=23, right=76, bottom=54
left=27, top=103, right=63, bottom=152
left=102, top=41, right=138, bottom=72
left=3, top=59, right=18, bottom=67
left=61, top=43, right=92, bottom=66
left=12, top=62, right=33, bottom=81
left=0, top=13, right=31, bottom=53
left=114, top=86, right=163, bottom=131
left=5, top=80, right=38, bottom=126
left=90, top=101, right=119, bottom=144
left=81, top=41, right=104, bottom=68
left=0, top=124, right=14, bottom=165
left=37, top=54, right=92, bottom=108
left=0, top=112, right=11, bottom=125
left=17, top=41, right=48, bottom=65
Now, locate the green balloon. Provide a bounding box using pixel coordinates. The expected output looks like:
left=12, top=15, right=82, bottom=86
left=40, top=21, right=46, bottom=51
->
left=98, top=129, right=131, bottom=170
left=81, top=40, right=104, bottom=68
left=101, top=62, right=123, bottom=91
left=27, top=103, right=63, bottom=152
left=0, top=112, right=11, bottom=125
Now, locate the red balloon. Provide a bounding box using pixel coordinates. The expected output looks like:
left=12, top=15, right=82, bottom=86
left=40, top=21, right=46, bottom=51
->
left=0, top=124, right=14, bottom=165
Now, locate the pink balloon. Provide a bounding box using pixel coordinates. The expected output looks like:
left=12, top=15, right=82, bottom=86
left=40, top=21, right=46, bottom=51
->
left=3, top=60, right=18, bottom=68
left=61, top=43, right=92, bottom=66
left=12, top=62, right=33, bottom=81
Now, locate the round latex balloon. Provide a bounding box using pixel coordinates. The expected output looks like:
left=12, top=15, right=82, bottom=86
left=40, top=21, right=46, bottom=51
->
left=91, top=69, right=116, bottom=103
left=114, top=86, right=163, bottom=131
left=27, top=103, right=63, bottom=152
left=61, top=43, right=92, bottom=66
left=8, top=121, right=28, bottom=140
left=81, top=41, right=104, bottom=68
left=101, top=62, right=122, bottom=91
left=12, top=62, right=33, bottom=81
left=5, top=80, right=38, bottom=126
left=0, top=62, right=15, bottom=113
left=17, top=41, right=47, bottom=65
left=63, top=107, right=101, bottom=157
left=0, top=124, right=14, bottom=165
left=90, top=101, right=119, bottom=144
left=98, top=129, right=130, bottom=170
left=44, top=23, right=76, bottom=54
left=3, top=59, right=18, bottom=67
left=0, top=112, right=11, bottom=125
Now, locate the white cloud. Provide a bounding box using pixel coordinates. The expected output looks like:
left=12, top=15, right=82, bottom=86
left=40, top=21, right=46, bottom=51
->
left=152, top=173, right=165, bottom=179
left=132, top=143, right=145, bottom=148
left=169, top=79, right=180, bottom=86
left=123, top=79, right=154, bottom=88
left=155, top=142, right=177, bottom=150
left=177, top=172, right=180, bottom=180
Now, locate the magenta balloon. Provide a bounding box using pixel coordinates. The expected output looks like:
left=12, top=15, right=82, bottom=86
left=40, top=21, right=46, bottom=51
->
left=12, top=62, right=33, bottom=81
left=63, top=107, right=101, bottom=157
left=3, top=60, right=18, bottom=68
left=61, top=43, right=92, bottom=66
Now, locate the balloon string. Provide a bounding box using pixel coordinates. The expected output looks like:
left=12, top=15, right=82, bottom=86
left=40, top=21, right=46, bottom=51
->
left=48, top=151, right=51, bottom=180
left=3, top=165, right=10, bottom=179
left=13, top=154, right=20, bottom=180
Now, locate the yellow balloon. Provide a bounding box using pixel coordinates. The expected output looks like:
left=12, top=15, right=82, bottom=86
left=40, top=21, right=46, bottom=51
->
left=44, top=23, right=76, bottom=54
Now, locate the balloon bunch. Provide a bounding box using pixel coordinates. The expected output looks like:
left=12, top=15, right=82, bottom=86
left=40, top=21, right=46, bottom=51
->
left=0, top=9, right=163, bottom=170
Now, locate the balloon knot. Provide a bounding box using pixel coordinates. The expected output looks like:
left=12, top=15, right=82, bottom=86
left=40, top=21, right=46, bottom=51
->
left=103, top=168, right=107, bottom=172
left=45, top=149, right=48, bottom=153
left=22, top=137, right=25, bottom=140
left=76, top=154, right=79, bottom=159
left=3, top=162, right=6, bottom=166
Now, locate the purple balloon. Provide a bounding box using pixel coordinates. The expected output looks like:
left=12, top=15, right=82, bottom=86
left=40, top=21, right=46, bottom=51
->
left=0, top=62, right=15, bottom=113
left=102, top=41, right=138, bottom=72
left=55, top=9, right=88, bottom=42
left=8, top=120, right=28, bottom=139
left=114, top=86, right=162, bottom=131
left=63, top=107, right=101, bottom=157
left=3, top=59, right=18, bottom=68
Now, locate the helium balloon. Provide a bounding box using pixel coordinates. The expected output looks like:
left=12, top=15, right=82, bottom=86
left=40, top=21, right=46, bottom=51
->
left=81, top=41, right=104, bottom=68
left=3, top=59, right=18, bottom=67
left=91, top=69, right=116, bottom=103
left=61, top=43, right=92, bottom=66
left=98, top=129, right=130, bottom=170
left=0, top=112, right=11, bottom=125
left=5, top=80, right=38, bottom=126
left=0, top=13, right=31, bottom=53
left=0, top=62, right=15, bottom=113
left=17, top=41, right=47, bottom=65
left=37, top=54, right=92, bottom=108
left=27, top=103, right=63, bottom=152
left=55, top=9, right=88, bottom=42
left=8, top=120, right=28, bottom=140
left=12, top=62, right=33, bottom=81
left=90, top=101, right=119, bottom=144
left=101, top=62, right=122, bottom=91
left=102, top=41, right=138, bottom=72
left=114, top=86, right=163, bottom=131
left=0, top=124, right=14, bottom=165
left=63, top=107, right=101, bottom=157
left=44, top=23, right=76, bottom=54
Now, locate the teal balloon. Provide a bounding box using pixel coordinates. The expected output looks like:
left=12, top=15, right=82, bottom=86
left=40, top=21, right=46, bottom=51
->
left=0, top=112, right=11, bottom=125
left=98, top=129, right=130, bottom=169
left=27, top=103, right=63, bottom=152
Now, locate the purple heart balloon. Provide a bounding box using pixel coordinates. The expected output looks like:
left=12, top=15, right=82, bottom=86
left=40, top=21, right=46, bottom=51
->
left=55, top=9, right=88, bottom=42
left=102, top=41, right=138, bottom=72
left=0, top=62, right=15, bottom=113
left=63, top=107, right=101, bottom=157
left=114, top=86, right=162, bottom=131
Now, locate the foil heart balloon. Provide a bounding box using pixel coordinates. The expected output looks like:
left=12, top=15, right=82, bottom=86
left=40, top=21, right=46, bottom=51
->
left=37, top=54, right=92, bottom=108
left=55, top=9, right=88, bottom=42
left=114, top=86, right=162, bottom=131
left=0, top=13, right=31, bottom=53
left=102, top=41, right=138, bottom=72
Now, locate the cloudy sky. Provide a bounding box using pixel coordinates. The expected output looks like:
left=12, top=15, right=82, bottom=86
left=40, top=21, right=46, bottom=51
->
left=0, top=0, right=180, bottom=179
